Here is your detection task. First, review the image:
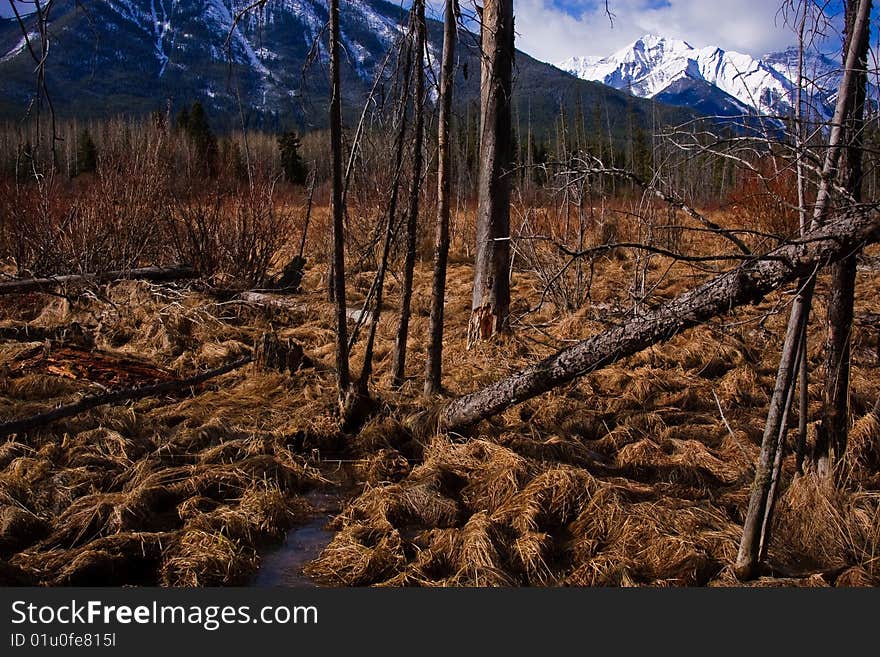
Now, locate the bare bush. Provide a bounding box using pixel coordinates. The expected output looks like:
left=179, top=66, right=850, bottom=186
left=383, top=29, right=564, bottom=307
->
left=167, top=179, right=293, bottom=289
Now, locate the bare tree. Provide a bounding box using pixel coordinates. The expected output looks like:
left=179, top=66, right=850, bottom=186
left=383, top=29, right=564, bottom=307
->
left=329, top=0, right=352, bottom=413
left=7, top=0, right=61, bottom=169
left=815, top=0, right=872, bottom=476
left=734, top=0, right=872, bottom=581
left=424, top=0, right=459, bottom=395
left=468, top=0, right=514, bottom=347
left=391, top=0, right=428, bottom=388
left=354, top=15, right=415, bottom=398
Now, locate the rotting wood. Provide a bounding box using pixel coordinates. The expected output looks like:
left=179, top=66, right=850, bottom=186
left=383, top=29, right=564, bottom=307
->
left=0, top=355, right=252, bottom=439
left=9, top=345, right=177, bottom=387
left=0, top=265, right=196, bottom=296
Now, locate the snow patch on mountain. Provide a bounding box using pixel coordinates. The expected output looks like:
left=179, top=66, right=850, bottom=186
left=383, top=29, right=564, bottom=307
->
left=0, top=31, right=35, bottom=62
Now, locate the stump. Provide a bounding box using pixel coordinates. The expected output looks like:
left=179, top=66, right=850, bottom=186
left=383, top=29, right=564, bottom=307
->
left=253, top=332, right=311, bottom=374
left=269, top=255, right=306, bottom=292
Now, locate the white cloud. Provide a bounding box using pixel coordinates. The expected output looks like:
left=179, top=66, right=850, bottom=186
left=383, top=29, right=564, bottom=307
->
left=506, top=0, right=842, bottom=63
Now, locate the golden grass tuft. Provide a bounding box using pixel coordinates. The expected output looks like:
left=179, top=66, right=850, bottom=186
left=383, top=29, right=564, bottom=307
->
left=493, top=467, right=600, bottom=534
left=303, top=524, right=406, bottom=586
left=160, top=529, right=258, bottom=586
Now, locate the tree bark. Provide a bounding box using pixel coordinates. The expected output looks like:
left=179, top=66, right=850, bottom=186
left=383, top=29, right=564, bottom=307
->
left=392, top=0, right=427, bottom=388
left=439, top=207, right=880, bottom=431
left=424, top=0, right=458, bottom=396
left=816, top=0, right=872, bottom=477
left=760, top=317, right=807, bottom=561
left=329, top=0, right=351, bottom=410
left=737, top=274, right=815, bottom=578
left=468, top=0, right=514, bottom=347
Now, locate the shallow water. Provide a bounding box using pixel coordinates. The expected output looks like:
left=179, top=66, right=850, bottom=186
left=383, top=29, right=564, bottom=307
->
left=251, top=489, right=345, bottom=587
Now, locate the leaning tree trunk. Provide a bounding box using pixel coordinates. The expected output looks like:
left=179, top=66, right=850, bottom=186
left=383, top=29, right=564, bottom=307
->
left=391, top=0, right=427, bottom=388
left=816, top=0, right=872, bottom=478
left=467, top=0, right=514, bottom=347
left=424, top=0, right=458, bottom=396
left=329, top=0, right=351, bottom=411
left=438, top=206, right=880, bottom=431
left=735, top=0, right=872, bottom=580
left=356, top=19, right=415, bottom=397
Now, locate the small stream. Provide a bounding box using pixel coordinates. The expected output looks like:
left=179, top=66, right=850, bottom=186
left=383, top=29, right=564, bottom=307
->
left=251, top=486, right=351, bottom=587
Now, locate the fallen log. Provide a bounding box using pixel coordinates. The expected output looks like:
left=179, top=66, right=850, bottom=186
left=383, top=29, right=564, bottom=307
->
left=439, top=207, right=880, bottom=432
left=0, top=265, right=196, bottom=296
left=237, top=291, right=307, bottom=313
left=10, top=345, right=178, bottom=387
left=0, top=355, right=252, bottom=439
left=0, top=322, right=94, bottom=347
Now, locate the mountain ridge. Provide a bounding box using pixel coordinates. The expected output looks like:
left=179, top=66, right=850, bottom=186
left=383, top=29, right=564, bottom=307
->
left=558, top=33, right=843, bottom=121
left=0, top=1, right=699, bottom=143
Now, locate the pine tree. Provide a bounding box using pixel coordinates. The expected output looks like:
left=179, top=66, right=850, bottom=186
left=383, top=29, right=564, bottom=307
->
left=278, top=131, right=308, bottom=184
left=187, top=101, right=218, bottom=173
left=175, top=106, right=191, bottom=133
left=176, top=101, right=217, bottom=175
left=76, top=129, right=98, bottom=175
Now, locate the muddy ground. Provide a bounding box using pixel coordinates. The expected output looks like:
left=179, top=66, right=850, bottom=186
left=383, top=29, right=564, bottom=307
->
left=1, top=246, right=879, bottom=587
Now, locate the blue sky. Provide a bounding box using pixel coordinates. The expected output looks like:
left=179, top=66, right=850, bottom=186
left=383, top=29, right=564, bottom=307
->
left=0, top=0, right=860, bottom=62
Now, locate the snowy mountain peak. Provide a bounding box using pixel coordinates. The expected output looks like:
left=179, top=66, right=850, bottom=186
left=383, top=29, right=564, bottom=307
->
left=558, top=33, right=841, bottom=120
left=629, top=33, right=693, bottom=55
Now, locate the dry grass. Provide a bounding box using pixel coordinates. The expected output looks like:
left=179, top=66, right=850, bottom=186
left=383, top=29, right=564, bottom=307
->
left=0, top=214, right=879, bottom=588
left=298, top=239, right=880, bottom=588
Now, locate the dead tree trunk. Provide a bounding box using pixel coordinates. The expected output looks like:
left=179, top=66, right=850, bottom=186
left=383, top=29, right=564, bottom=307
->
left=793, top=4, right=810, bottom=476
left=329, top=0, right=352, bottom=411
left=438, top=206, right=880, bottom=431
left=355, top=15, right=416, bottom=397
left=391, top=0, right=427, bottom=388
left=816, top=0, right=872, bottom=477
left=467, top=0, right=514, bottom=347
left=0, top=356, right=252, bottom=440
left=424, top=0, right=458, bottom=396
left=0, top=265, right=196, bottom=296
left=735, top=0, right=872, bottom=580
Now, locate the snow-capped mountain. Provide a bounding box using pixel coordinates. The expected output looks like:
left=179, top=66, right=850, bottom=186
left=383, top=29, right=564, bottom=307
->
left=558, top=34, right=842, bottom=120
left=0, top=1, right=700, bottom=136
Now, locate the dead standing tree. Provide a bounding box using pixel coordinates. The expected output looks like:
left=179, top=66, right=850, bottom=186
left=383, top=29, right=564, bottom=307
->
left=468, top=0, right=514, bottom=347
left=7, top=0, right=61, bottom=170
left=424, top=0, right=460, bottom=395
left=354, top=9, right=417, bottom=398
left=734, top=0, right=872, bottom=580
left=329, top=0, right=352, bottom=414
left=816, top=0, right=873, bottom=477
left=391, top=0, right=428, bottom=388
